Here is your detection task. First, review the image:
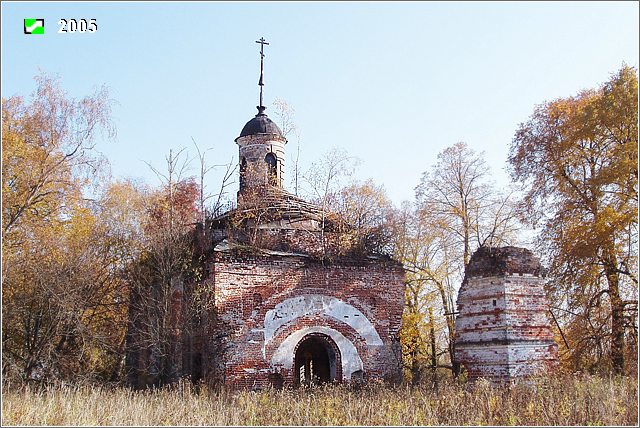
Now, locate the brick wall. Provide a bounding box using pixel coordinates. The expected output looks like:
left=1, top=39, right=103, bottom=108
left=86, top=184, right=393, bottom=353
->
left=455, top=247, right=559, bottom=382
left=237, top=133, right=287, bottom=190
left=210, top=249, right=405, bottom=388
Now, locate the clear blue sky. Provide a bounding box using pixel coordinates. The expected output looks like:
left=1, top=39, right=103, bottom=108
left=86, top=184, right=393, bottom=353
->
left=2, top=1, right=638, bottom=206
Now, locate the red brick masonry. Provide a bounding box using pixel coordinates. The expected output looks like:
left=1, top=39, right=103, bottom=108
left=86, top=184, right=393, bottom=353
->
left=455, top=246, right=559, bottom=381
left=211, top=245, right=405, bottom=388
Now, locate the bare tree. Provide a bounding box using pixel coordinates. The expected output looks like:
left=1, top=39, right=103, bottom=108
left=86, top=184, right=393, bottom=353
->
left=127, top=149, right=200, bottom=387
left=397, top=142, right=520, bottom=379
left=290, top=129, right=302, bottom=196
left=127, top=141, right=238, bottom=387
left=272, top=98, right=302, bottom=196
left=272, top=98, right=296, bottom=139
left=303, top=148, right=359, bottom=255
left=190, top=137, right=237, bottom=221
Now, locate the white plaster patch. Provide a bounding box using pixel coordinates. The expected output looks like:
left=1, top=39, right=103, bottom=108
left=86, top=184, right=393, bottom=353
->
left=270, top=326, right=363, bottom=380
left=263, top=294, right=383, bottom=349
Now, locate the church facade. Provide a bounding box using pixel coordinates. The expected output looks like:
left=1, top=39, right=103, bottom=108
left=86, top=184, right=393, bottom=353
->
left=125, top=39, right=405, bottom=389
left=206, top=105, right=405, bottom=389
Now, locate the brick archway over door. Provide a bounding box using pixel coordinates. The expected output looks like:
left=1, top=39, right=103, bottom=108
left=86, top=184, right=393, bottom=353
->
left=293, top=332, right=342, bottom=385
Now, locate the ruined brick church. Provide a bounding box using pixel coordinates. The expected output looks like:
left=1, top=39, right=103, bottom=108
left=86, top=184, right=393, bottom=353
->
left=125, top=39, right=405, bottom=389
left=125, top=39, right=558, bottom=389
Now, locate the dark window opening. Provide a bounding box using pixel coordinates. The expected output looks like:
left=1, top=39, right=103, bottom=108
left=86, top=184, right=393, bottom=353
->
left=492, top=299, right=497, bottom=307
left=265, top=153, right=278, bottom=185
left=239, top=157, right=247, bottom=190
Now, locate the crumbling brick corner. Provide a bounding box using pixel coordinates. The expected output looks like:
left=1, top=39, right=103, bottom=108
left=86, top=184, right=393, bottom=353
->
left=454, top=246, right=559, bottom=382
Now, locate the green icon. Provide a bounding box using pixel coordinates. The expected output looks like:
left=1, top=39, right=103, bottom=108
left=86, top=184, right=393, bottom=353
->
left=24, top=19, right=44, bottom=35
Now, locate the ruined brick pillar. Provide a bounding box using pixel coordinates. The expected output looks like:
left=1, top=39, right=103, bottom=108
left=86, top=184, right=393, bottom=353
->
left=454, top=246, right=559, bottom=382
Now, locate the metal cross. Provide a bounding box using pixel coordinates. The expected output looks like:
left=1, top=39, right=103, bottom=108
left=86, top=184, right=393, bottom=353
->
left=256, top=37, right=269, bottom=109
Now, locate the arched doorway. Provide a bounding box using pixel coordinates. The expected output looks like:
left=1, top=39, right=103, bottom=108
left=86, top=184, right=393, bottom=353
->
left=294, top=333, right=341, bottom=386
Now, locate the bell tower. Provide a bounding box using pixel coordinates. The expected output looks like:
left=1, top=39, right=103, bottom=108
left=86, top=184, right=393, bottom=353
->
left=235, top=37, right=287, bottom=202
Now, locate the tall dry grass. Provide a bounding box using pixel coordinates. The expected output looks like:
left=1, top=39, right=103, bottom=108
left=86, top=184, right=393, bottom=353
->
left=2, top=374, right=637, bottom=426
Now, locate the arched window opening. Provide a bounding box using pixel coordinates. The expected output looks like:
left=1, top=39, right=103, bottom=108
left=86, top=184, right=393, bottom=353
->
left=265, top=153, right=278, bottom=185
left=239, top=157, right=247, bottom=190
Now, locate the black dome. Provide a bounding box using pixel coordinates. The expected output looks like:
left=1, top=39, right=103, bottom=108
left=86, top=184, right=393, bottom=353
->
left=238, top=106, right=284, bottom=139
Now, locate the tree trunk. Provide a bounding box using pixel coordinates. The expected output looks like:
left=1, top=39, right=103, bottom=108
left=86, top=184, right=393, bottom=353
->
left=436, top=281, right=460, bottom=377
left=604, top=245, right=625, bottom=374
left=428, top=308, right=438, bottom=387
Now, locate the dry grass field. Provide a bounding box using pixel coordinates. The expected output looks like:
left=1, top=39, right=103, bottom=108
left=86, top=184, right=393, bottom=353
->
left=2, top=374, right=637, bottom=426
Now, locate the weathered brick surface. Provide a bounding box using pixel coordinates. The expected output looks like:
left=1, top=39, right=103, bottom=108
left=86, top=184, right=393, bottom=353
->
left=211, top=249, right=404, bottom=388
left=455, top=247, right=559, bottom=382
left=464, top=246, right=544, bottom=279
left=237, top=133, right=287, bottom=190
